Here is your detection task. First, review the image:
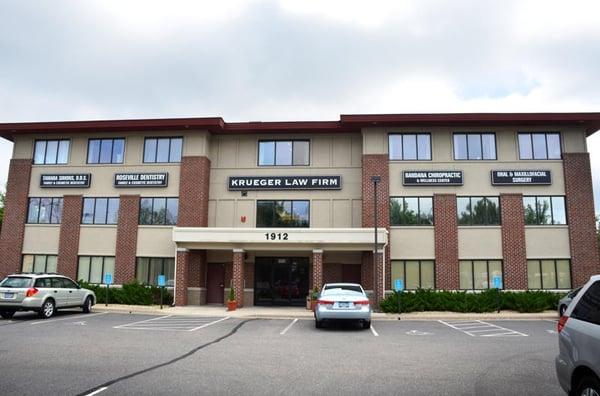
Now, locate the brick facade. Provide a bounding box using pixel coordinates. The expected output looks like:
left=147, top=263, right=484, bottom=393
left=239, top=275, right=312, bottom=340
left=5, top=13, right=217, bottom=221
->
left=433, top=194, right=459, bottom=289
left=323, top=263, right=342, bottom=284
left=177, top=156, right=210, bottom=227
left=232, top=250, right=245, bottom=307
left=312, top=250, right=323, bottom=290
left=0, top=159, right=31, bottom=278
left=57, top=195, right=83, bottom=280
left=187, top=250, right=207, bottom=288
left=114, top=194, right=140, bottom=284
left=175, top=249, right=189, bottom=305
left=500, top=193, right=528, bottom=290
left=563, top=153, right=600, bottom=286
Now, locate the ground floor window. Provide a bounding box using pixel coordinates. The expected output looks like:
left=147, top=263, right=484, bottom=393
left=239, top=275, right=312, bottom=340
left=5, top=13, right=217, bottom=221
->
left=527, top=259, right=571, bottom=289
left=22, top=254, right=57, bottom=273
left=390, top=260, right=435, bottom=290
left=77, top=256, right=115, bottom=284
left=136, top=257, right=175, bottom=286
left=459, top=260, right=503, bottom=290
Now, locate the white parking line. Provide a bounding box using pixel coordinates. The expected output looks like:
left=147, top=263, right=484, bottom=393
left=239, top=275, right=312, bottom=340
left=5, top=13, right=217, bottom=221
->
left=114, top=315, right=229, bottom=332
left=30, top=312, right=107, bottom=325
left=370, top=325, right=379, bottom=337
left=113, top=315, right=171, bottom=329
left=280, top=318, right=298, bottom=335
left=84, top=386, right=107, bottom=396
left=438, top=320, right=528, bottom=337
left=189, top=316, right=230, bottom=332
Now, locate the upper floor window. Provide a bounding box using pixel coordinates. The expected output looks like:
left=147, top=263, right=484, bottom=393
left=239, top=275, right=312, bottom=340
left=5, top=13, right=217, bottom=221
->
left=527, top=259, right=571, bottom=289
left=143, top=137, right=182, bottom=163
left=389, top=134, right=431, bottom=160
left=457, top=196, right=500, bottom=225
left=258, top=140, right=309, bottom=166
left=87, top=138, right=125, bottom=164
left=27, top=197, right=63, bottom=224
left=390, top=197, right=433, bottom=225
left=256, top=200, right=309, bottom=227
left=77, top=256, right=115, bottom=284
left=22, top=254, right=58, bottom=273
left=82, top=198, right=120, bottom=225
left=518, top=132, right=561, bottom=160
left=459, top=260, right=503, bottom=290
left=453, top=133, right=496, bottom=160
left=139, top=197, right=179, bottom=225
left=523, top=196, right=566, bottom=225
left=33, top=139, right=69, bottom=165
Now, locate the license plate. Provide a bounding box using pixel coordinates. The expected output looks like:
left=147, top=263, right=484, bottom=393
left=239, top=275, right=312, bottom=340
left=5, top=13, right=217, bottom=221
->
left=3, top=293, right=14, bottom=299
left=338, top=302, right=350, bottom=308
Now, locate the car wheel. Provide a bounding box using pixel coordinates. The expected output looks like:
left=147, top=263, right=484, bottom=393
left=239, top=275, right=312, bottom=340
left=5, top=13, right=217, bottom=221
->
left=82, top=296, right=93, bottom=313
left=0, top=311, right=15, bottom=320
left=315, top=319, right=323, bottom=329
left=38, top=299, right=55, bottom=319
left=362, top=320, right=371, bottom=329
left=575, top=375, right=600, bottom=396
left=559, top=305, right=567, bottom=317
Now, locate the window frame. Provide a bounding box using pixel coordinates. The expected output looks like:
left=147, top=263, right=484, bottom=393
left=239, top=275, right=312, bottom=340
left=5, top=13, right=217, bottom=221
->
left=255, top=200, right=311, bottom=228
left=135, top=257, right=175, bottom=286
left=81, top=197, right=120, bottom=225
left=33, top=139, right=70, bottom=165
left=517, top=132, right=562, bottom=160
left=27, top=197, right=64, bottom=224
left=390, top=260, right=436, bottom=290
left=452, top=132, right=497, bottom=160
left=142, top=137, right=183, bottom=163
left=138, top=197, right=179, bottom=225
left=456, top=196, right=501, bottom=226
left=257, top=139, right=310, bottom=167
left=86, top=138, right=126, bottom=164
left=77, top=256, right=115, bottom=284
left=21, top=254, right=58, bottom=273
left=388, top=133, right=432, bottom=161
left=527, top=259, right=572, bottom=290
left=389, top=196, right=434, bottom=226
left=459, top=259, right=504, bottom=290
left=523, top=195, right=568, bottom=225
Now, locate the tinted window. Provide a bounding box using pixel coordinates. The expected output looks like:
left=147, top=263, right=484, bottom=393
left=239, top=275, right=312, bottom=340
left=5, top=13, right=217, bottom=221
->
left=571, top=281, right=600, bottom=325
left=51, top=278, right=66, bottom=288
left=256, top=200, right=309, bottom=227
left=403, top=134, right=417, bottom=160
left=518, top=134, right=533, bottom=159
left=389, top=134, right=431, bottom=160
left=518, top=133, right=561, bottom=160
left=34, top=278, right=52, bottom=288
left=258, top=140, right=309, bottom=166
left=454, top=133, right=496, bottom=160
left=139, top=198, right=178, bottom=225
left=323, top=285, right=363, bottom=294
left=258, top=141, right=275, bottom=165
left=61, top=278, right=78, bottom=289
left=33, top=140, right=70, bottom=164
left=523, top=196, right=567, bottom=225
left=0, top=277, right=33, bottom=288
left=28, top=197, right=63, bottom=224
left=275, top=141, right=293, bottom=165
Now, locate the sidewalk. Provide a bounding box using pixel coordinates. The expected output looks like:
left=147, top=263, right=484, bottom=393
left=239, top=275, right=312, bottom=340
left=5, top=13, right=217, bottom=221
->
left=95, top=304, right=559, bottom=321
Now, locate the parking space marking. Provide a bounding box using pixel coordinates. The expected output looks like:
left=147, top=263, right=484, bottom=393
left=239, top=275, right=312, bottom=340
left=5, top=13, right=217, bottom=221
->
left=30, top=312, right=107, bottom=325
left=438, top=320, right=528, bottom=337
left=189, top=316, right=230, bottom=332
left=370, top=325, right=379, bottom=337
left=84, top=386, right=107, bottom=396
left=280, top=318, right=298, bottom=335
left=113, top=315, right=229, bottom=332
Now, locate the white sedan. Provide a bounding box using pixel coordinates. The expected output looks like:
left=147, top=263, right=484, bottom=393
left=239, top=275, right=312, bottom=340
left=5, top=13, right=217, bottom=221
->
left=314, top=283, right=372, bottom=329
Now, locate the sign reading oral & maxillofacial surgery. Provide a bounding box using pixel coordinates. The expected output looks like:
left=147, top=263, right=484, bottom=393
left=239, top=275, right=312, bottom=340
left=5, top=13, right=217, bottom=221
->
left=40, top=174, right=91, bottom=188
left=228, top=176, right=342, bottom=190
left=114, top=173, right=168, bottom=187
left=491, top=170, right=552, bottom=185
left=403, top=171, right=463, bottom=186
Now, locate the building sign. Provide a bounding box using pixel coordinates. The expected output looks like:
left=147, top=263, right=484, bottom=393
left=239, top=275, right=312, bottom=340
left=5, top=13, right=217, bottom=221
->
left=228, top=176, right=342, bottom=190
left=491, top=170, right=552, bottom=185
left=403, top=171, right=463, bottom=186
left=114, top=173, right=168, bottom=187
left=40, top=174, right=91, bottom=188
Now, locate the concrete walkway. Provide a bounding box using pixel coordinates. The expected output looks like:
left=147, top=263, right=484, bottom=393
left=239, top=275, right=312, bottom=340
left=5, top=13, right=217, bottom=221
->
left=94, top=304, right=559, bottom=320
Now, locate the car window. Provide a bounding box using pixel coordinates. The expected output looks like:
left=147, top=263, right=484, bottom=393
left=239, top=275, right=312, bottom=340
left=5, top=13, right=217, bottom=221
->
left=34, top=278, right=52, bottom=288
left=0, top=277, right=33, bottom=288
left=571, top=281, right=600, bottom=326
left=51, top=278, right=66, bottom=288
left=61, top=278, right=78, bottom=289
left=323, top=285, right=363, bottom=293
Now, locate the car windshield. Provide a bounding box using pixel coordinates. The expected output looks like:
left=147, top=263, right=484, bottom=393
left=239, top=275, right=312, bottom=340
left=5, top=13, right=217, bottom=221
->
left=0, top=277, right=33, bottom=288
left=322, top=285, right=363, bottom=295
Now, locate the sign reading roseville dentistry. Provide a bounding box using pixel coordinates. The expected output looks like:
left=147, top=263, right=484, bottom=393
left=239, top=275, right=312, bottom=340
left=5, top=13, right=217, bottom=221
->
left=228, top=176, right=342, bottom=190
left=403, top=171, right=463, bottom=186
left=114, top=173, right=168, bottom=187
left=491, top=170, right=552, bottom=185
left=40, top=174, right=91, bottom=188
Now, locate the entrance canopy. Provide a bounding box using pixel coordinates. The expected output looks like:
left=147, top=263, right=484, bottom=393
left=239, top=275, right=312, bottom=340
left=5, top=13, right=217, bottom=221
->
left=172, top=227, right=388, bottom=251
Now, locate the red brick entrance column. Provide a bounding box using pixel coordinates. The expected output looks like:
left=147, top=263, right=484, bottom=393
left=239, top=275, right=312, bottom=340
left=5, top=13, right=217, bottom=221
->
left=175, top=248, right=190, bottom=306
left=115, top=194, right=139, bottom=284
left=433, top=194, right=459, bottom=289
left=232, top=249, right=245, bottom=307
left=312, top=249, right=323, bottom=290
left=57, top=195, right=83, bottom=280
left=500, top=193, right=527, bottom=290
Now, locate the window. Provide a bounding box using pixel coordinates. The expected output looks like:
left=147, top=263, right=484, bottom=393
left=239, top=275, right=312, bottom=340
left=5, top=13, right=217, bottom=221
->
left=139, top=198, right=179, bottom=225
left=82, top=198, right=119, bottom=224
left=459, top=260, right=503, bottom=290
left=22, top=255, right=58, bottom=273
left=87, top=138, right=125, bottom=164
left=457, top=197, right=500, bottom=225
left=77, top=256, right=115, bottom=284
left=256, top=200, right=309, bottom=227
left=27, top=197, right=63, bottom=224
left=571, top=281, right=600, bottom=326
left=391, top=260, right=435, bottom=290
left=453, top=133, right=496, bottom=160
left=136, top=257, right=175, bottom=286
left=518, top=132, right=561, bottom=160
left=143, top=137, right=182, bottom=163
left=523, top=196, right=567, bottom=225
left=33, top=139, right=70, bottom=165
left=258, top=140, right=309, bottom=166
left=390, top=197, right=433, bottom=225
left=389, top=134, right=431, bottom=160
left=527, top=259, right=571, bottom=289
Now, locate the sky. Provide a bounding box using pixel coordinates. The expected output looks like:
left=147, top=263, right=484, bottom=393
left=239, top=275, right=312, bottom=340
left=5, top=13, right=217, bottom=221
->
left=1, top=0, right=600, bottom=208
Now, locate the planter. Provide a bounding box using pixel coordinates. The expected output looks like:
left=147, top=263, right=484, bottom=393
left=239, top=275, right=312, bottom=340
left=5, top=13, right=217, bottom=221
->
left=227, top=300, right=237, bottom=311
left=310, top=300, right=318, bottom=312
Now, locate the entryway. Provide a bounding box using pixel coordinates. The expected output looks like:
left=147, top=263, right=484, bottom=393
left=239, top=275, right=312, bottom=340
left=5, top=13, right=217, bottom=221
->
left=206, top=263, right=225, bottom=304
left=254, top=257, right=309, bottom=306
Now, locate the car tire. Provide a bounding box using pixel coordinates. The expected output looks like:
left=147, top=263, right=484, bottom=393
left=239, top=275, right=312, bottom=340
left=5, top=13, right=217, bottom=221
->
left=559, top=305, right=567, bottom=317
left=362, top=320, right=371, bottom=329
left=574, top=375, right=600, bottom=396
left=0, top=311, right=15, bottom=319
left=82, top=296, right=93, bottom=313
left=38, top=299, right=55, bottom=319
left=315, top=319, right=323, bottom=329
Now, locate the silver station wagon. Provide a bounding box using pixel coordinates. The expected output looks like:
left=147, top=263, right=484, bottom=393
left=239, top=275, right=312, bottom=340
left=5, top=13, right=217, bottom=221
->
left=0, top=273, right=96, bottom=319
left=314, top=283, right=372, bottom=329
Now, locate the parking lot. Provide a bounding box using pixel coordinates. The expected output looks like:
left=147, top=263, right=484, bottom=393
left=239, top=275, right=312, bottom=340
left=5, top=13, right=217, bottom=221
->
left=0, top=310, right=562, bottom=395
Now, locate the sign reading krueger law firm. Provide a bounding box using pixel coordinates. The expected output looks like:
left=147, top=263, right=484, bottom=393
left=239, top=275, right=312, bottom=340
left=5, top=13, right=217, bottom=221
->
left=114, top=173, right=168, bottom=187
left=491, top=170, right=552, bottom=185
left=403, top=171, right=463, bottom=186
left=40, top=174, right=91, bottom=188
left=228, top=176, right=342, bottom=190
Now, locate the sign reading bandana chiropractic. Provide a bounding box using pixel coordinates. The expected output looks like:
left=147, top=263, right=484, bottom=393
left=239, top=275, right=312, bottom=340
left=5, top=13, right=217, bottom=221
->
left=491, top=170, right=552, bottom=185
left=40, top=174, right=91, bottom=188
left=228, top=176, right=342, bottom=190
left=403, top=171, right=463, bottom=186
left=114, top=173, right=168, bottom=187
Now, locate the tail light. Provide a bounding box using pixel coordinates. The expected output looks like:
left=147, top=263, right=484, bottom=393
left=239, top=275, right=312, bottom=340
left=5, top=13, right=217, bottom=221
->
left=317, top=299, right=334, bottom=306
left=354, top=300, right=370, bottom=305
left=26, top=288, right=39, bottom=297
left=558, top=315, right=569, bottom=333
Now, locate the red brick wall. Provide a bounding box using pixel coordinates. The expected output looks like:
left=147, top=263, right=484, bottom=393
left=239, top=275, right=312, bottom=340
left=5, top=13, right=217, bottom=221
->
left=433, top=194, right=459, bottom=289
left=361, top=252, right=373, bottom=290
left=188, top=250, right=206, bottom=288
left=232, top=250, right=245, bottom=307
left=0, top=159, right=31, bottom=278
left=500, top=193, right=528, bottom=289
left=57, top=195, right=82, bottom=280
left=312, top=250, right=323, bottom=289
left=177, top=156, right=210, bottom=227
left=175, top=249, right=189, bottom=305
left=114, top=195, right=139, bottom=284
left=244, top=261, right=254, bottom=289
left=323, top=263, right=342, bottom=284
left=563, top=153, right=600, bottom=286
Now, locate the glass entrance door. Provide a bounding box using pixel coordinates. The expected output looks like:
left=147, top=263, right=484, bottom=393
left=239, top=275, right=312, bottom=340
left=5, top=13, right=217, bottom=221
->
left=254, top=257, right=309, bottom=306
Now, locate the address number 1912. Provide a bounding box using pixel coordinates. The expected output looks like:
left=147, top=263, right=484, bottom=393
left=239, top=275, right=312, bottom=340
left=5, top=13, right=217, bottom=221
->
left=265, top=232, right=289, bottom=240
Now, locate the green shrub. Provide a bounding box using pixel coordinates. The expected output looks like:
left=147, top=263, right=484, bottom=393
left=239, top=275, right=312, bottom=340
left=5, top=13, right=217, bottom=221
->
left=78, top=280, right=173, bottom=306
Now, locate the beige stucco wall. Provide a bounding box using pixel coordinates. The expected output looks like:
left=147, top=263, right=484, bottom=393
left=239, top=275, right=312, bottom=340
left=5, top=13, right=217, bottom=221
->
left=136, top=227, right=176, bottom=257
left=389, top=227, right=435, bottom=259
left=525, top=226, right=571, bottom=258
left=78, top=226, right=117, bottom=256
left=458, top=227, right=503, bottom=259
left=22, top=225, right=60, bottom=254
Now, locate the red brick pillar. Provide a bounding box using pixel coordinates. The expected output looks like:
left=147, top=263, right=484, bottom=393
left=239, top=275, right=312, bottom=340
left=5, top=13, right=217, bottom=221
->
left=177, top=156, right=210, bottom=227
left=312, top=249, right=323, bottom=290
left=57, top=195, right=82, bottom=280
left=175, top=248, right=189, bottom=306
left=361, top=252, right=374, bottom=290
left=434, top=194, right=459, bottom=289
left=563, top=153, right=600, bottom=286
left=115, top=195, right=139, bottom=284
left=188, top=250, right=207, bottom=288
left=232, top=249, right=245, bottom=307
left=500, top=193, right=527, bottom=289
left=0, top=159, right=31, bottom=278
